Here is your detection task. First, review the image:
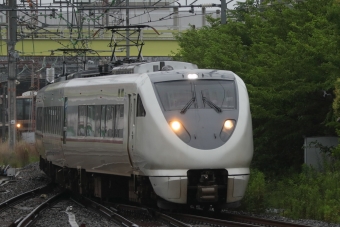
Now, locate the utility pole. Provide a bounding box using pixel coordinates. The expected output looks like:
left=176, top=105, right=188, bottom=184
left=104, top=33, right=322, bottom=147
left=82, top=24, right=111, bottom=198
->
left=7, top=0, right=17, bottom=148
left=126, top=0, right=129, bottom=58
left=2, top=83, right=6, bottom=142
left=221, top=0, right=226, bottom=24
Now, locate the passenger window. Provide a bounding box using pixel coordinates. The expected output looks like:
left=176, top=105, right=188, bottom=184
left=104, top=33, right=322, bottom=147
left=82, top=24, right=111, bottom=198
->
left=106, top=105, right=114, bottom=137
left=78, top=106, right=86, bottom=136
left=136, top=94, right=146, bottom=117
left=94, top=105, right=101, bottom=137
left=115, top=105, right=124, bottom=138
left=100, top=105, right=106, bottom=137
left=36, top=107, right=42, bottom=131
left=87, top=105, right=95, bottom=136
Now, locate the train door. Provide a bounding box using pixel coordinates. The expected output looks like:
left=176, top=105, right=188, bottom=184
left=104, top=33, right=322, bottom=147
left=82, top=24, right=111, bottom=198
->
left=127, top=93, right=136, bottom=167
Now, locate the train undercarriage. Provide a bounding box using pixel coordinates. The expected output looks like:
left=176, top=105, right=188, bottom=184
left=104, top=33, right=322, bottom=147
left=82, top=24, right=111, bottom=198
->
left=39, top=156, right=238, bottom=211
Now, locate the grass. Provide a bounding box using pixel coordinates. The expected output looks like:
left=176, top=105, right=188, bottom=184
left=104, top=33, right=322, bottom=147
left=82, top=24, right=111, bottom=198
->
left=0, top=140, right=40, bottom=168
left=241, top=160, right=340, bottom=224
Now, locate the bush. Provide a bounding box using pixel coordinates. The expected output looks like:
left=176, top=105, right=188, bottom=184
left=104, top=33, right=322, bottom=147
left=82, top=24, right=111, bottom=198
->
left=0, top=140, right=40, bottom=167
left=241, top=169, right=267, bottom=212
left=267, top=164, right=340, bottom=223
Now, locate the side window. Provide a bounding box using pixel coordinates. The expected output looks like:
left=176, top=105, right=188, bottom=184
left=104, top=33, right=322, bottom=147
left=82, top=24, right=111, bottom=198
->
left=136, top=94, right=146, bottom=117
left=86, top=105, right=95, bottom=136
left=106, top=105, right=114, bottom=137
left=78, top=106, right=86, bottom=136
left=100, top=105, right=106, bottom=137
left=115, top=105, right=124, bottom=138
left=36, top=107, right=42, bottom=131
left=94, top=105, right=101, bottom=137
left=16, top=99, right=23, bottom=120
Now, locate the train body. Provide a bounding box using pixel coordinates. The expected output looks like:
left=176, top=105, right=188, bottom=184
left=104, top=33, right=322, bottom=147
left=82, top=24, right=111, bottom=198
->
left=0, top=92, right=36, bottom=136
left=37, top=61, right=253, bottom=209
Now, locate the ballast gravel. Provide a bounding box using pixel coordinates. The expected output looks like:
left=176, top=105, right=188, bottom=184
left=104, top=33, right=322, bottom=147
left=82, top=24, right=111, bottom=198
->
left=1, top=162, right=339, bottom=227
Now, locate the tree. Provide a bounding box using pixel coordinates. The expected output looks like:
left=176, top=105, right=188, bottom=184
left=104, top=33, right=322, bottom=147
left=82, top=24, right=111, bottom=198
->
left=174, top=0, right=340, bottom=175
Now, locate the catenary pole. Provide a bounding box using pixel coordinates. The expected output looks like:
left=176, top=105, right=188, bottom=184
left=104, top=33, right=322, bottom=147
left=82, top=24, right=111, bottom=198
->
left=221, top=0, right=226, bottom=24
left=2, top=83, right=6, bottom=142
left=7, top=0, right=17, bottom=148
left=126, top=0, right=130, bottom=58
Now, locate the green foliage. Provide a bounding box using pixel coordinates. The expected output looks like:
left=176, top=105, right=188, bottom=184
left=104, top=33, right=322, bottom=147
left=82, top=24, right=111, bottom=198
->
left=0, top=140, right=40, bottom=167
left=267, top=164, right=340, bottom=223
left=241, top=169, right=267, bottom=212
left=174, top=0, right=340, bottom=175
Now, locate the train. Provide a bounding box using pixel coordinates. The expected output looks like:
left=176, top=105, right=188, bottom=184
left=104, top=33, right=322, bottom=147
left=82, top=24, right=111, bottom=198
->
left=37, top=60, right=253, bottom=210
left=0, top=91, right=36, bottom=137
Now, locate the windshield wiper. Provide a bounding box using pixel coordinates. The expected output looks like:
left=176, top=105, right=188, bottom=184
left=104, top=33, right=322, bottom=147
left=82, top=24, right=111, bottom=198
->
left=180, top=97, right=195, bottom=114
left=202, top=94, right=222, bottom=113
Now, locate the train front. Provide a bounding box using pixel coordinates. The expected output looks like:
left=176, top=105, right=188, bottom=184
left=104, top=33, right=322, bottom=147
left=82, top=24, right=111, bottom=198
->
left=134, top=67, right=253, bottom=208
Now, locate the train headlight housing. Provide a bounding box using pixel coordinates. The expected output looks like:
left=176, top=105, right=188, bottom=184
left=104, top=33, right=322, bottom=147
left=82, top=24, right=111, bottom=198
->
left=16, top=123, right=21, bottom=128
left=220, top=119, right=236, bottom=142
left=169, top=121, right=191, bottom=143
left=170, top=121, right=181, bottom=131
left=187, top=73, right=198, bottom=79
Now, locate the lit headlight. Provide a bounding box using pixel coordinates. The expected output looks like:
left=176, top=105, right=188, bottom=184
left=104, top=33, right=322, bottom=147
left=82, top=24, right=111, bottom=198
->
left=220, top=119, right=236, bottom=142
left=187, top=73, right=198, bottom=79
left=169, top=121, right=191, bottom=143
left=16, top=123, right=21, bottom=128
left=224, top=120, right=234, bottom=130
left=170, top=121, right=181, bottom=131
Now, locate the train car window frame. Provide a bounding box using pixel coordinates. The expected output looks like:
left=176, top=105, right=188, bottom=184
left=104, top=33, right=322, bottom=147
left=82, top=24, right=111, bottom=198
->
left=86, top=105, right=95, bottom=136
left=78, top=106, right=86, bottom=136
left=114, top=105, right=124, bottom=138
left=106, top=105, right=115, bottom=137
left=136, top=94, right=146, bottom=117
left=100, top=105, right=106, bottom=137
left=93, top=105, right=101, bottom=137
left=36, top=107, right=43, bottom=131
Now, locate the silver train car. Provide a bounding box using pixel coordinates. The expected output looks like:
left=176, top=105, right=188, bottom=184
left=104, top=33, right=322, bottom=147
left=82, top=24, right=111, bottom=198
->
left=37, top=61, right=253, bottom=210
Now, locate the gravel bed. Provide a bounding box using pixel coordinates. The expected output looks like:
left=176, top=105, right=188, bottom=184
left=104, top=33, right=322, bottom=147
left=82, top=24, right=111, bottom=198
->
left=0, top=187, right=62, bottom=227
left=34, top=199, right=120, bottom=227
left=0, top=162, right=50, bottom=204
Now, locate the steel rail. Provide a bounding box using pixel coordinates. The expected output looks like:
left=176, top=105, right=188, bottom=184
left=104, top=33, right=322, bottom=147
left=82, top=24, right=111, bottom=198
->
left=111, top=203, right=191, bottom=227
left=224, top=212, right=313, bottom=227
left=0, top=184, right=52, bottom=211
left=73, top=196, right=139, bottom=227
left=16, top=190, right=68, bottom=227
left=171, top=213, right=260, bottom=227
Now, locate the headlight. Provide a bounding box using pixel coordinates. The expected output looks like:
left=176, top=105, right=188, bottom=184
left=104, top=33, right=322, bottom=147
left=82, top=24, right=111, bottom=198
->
left=170, top=121, right=181, bottom=131
left=169, top=121, right=191, bottom=143
left=187, top=73, right=198, bottom=79
left=220, top=119, right=236, bottom=142
left=16, top=123, right=21, bottom=128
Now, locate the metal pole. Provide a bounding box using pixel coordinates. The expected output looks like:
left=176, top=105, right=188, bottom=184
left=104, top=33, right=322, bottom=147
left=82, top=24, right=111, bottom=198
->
left=173, top=7, right=179, bottom=29
left=2, top=83, right=6, bottom=142
left=7, top=0, right=17, bottom=148
left=126, top=0, right=130, bottom=58
left=202, top=7, right=206, bottom=27
left=221, top=0, right=226, bottom=24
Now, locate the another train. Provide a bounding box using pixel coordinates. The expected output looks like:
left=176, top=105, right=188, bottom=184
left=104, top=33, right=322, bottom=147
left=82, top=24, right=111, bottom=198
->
left=0, top=91, right=36, bottom=137
left=37, top=61, right=253, bottom=210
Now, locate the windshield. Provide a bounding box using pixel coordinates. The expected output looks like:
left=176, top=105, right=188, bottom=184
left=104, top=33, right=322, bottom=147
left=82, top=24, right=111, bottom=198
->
left=155, top=80, right=236, bottom=111
left=154, top=80, right=195, bottom=111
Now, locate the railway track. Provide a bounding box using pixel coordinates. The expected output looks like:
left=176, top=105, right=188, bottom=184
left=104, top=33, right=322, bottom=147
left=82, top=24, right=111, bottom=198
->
left=171, top=211, right=313, bottom=227
left=0, top=185, right=315, bottom=227
left=0, top=183, right=66, bottom=227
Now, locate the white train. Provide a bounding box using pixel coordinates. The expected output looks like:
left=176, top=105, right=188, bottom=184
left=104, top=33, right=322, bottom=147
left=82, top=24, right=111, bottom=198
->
left=37, top=61, right=253, bottom=210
